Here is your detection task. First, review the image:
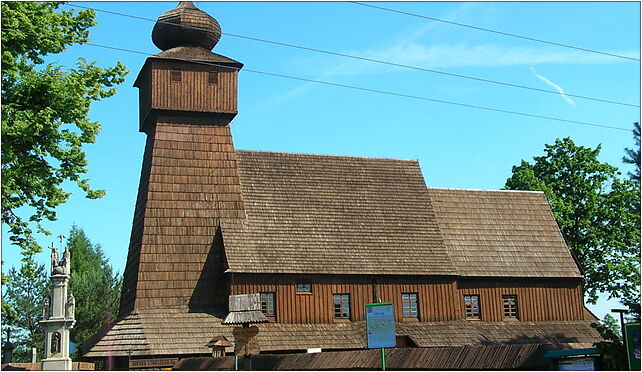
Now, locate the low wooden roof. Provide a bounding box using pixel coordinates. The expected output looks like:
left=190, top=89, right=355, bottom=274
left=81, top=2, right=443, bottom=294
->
left=152, top=47, right=243, bottom=67
left=429, top=188, right=581, bottom=278
left=82, top=308, right=599, bottom=358
left=222, top=150, right=457, bottom=276
left=175, top=344, right=553, bottom=370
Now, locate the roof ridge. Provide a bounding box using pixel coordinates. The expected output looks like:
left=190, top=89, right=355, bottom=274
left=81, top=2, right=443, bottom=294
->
left=235, top=148, right=418, bottom=163
left=429, top=187, right=545, bottom=194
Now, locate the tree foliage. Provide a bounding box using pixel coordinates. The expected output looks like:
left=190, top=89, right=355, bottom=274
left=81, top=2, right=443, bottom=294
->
left=1, top=2, right=127, bottom=256
left=66, top=226, right=121, bottom=354
left=601, top=313, right=621, bottom=336
left=622, top=122, right=641, bottom=322
left=1, top=257, right=48, bottom=362
left=592, top=315, right=627, bottom=370
left=623, top=122, right=641, bottom=184
left=1, top=271, right=19, bottom=328
left=505, top=138, right=640, bottom=304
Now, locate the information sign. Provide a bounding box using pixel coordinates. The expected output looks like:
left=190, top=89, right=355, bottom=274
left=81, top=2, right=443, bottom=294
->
left=365, top=302, right=395, bottom=349
left=557, top=357, right=595, bottom=371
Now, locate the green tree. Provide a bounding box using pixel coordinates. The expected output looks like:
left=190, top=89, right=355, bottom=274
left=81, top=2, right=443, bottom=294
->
left=622, top=122, right=641, bottom=322
left=623, top=122, right=641, bottom=184
left=1, top=2, right=127, bottom=256
left=601, top=313, right=621, bottom=336
left=66, top=226, right=121, bottom=355
left=592, top=314, right=627, bottom=370
left=1, top=257, right=48, bottom=362
left=505, top=138, right=640, bottom=304
left=1, top=271, right=19, bottom=327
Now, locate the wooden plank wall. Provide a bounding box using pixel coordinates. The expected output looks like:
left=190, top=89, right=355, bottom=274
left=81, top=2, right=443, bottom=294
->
left=457, top=279, right=584, bottom=321
left=232, top=275, right=584, bottom=323
left=233, top=275, right=368, bottom=323
left=137, top=66, right=152, bottom=128
left=377, top=280, right=459, bottom=321
left=150, top=60, right=237, bottom=114
left=231, top=275, right=458, bottom=323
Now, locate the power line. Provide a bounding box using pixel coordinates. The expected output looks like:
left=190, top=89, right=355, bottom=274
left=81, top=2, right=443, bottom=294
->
left=222, top=32, right=638, bottom=108
left=62, top=3, right=639, bottom=108
left=350, top=2, right=641, bottom=62
left=3, top=25, right=628, bottom=132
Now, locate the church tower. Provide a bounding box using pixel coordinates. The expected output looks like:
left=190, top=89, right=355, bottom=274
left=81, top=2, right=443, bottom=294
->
left=120, top=2, right=245, bottom=314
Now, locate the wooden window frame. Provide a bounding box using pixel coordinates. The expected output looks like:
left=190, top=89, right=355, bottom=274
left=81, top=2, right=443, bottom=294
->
left=333, top=293, right=351, bottom=320
left=259, top=292, right=275, bottom=319
left=464, top=295, right=481, bottom=320
left=296, top=283, right=312, bottom=294
left=170, top=69, right=182, bottom=82
left=401, top=293, right=419, bottom=318
left=502, top=295, right=519, bottom=319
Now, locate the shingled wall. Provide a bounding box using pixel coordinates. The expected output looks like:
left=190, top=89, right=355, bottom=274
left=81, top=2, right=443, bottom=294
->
left=120, top=118, right=244, bottom=314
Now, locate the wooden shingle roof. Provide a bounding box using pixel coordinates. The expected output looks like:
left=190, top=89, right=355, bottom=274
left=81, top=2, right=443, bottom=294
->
left=218, top=152, right=580, bottom=278
left=222, top=150, right=457, bottom=275
left=175, top=344, right=557, bottom=370
left=429, top=188, right=581, bottom=278
left=152, top=47, right=243, bottom=66
left=82, top=309, right=599, bottom=358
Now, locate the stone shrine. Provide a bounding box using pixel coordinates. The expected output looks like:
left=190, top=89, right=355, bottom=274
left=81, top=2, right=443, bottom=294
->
left=40, top=244, right=75, bottom=370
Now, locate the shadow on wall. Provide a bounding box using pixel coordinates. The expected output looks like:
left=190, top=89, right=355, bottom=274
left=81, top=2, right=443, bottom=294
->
left=188, top=226, right=229, bottom=318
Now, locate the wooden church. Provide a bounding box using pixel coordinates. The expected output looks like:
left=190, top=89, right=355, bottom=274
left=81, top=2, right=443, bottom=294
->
left=82, top=2, right=600, bottom=369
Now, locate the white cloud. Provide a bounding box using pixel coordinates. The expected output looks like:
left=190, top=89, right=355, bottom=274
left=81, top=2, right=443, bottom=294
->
left=329, top=43, right=639, bottom=76
left=529, top=66, right=575, bottom=106
left=247, top=2, right=638, bottom=113
left=262, top=2, right=483, bottom=106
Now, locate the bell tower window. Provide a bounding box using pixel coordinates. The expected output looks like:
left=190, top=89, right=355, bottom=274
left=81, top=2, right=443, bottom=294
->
left=208, top=71, right=218, bottom=84
left=170, top=69, right=182, bottom=82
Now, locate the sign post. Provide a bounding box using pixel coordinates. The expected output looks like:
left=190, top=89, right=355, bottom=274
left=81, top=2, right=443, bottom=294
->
left=365, top=302, right=395, bottom=371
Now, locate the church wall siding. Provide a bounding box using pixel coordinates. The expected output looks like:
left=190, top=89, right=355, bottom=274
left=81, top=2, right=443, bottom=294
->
left=231, top=275, right=585, bottom=323
left=231, top=275, right=459, bottom=323
left=457, top=278, right=584, bottom=321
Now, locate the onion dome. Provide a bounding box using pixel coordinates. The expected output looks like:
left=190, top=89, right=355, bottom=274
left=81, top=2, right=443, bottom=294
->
left=151, top=2, right=222, bottom=51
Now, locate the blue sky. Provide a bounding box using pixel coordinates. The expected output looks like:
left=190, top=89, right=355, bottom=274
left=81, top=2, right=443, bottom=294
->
left=2, top=1, right=640, bottom=320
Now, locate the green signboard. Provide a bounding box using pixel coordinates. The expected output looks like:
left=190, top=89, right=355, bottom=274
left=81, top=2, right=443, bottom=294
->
left=625, top=323, right=640, bottom=371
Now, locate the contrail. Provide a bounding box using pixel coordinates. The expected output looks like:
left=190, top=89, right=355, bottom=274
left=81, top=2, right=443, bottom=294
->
left=530, top=67, right=575, bottom=106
